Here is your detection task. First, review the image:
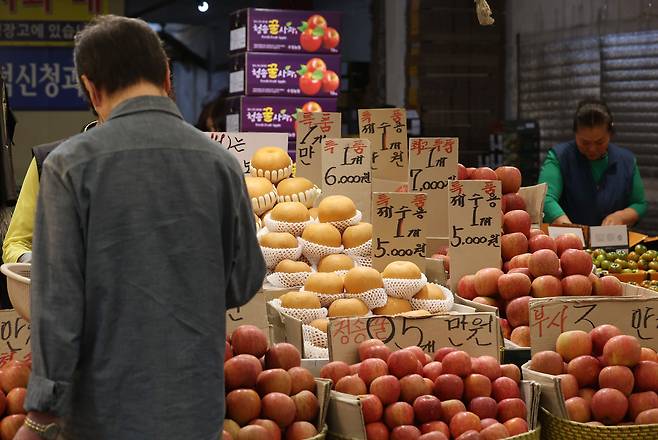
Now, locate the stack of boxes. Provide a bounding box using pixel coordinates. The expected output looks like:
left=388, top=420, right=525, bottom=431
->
left=227, top=8, right=342, bottom=158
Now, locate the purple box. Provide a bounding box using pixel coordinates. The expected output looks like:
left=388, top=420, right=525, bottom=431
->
left=230, top=8, right=341, bottom=54
left=229, top=52, right=341, bottom=98
left=225, top=96, right=338, bottom=143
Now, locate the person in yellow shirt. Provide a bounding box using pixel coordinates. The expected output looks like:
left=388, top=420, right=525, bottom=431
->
left=2, top=121, right=96, bottom=264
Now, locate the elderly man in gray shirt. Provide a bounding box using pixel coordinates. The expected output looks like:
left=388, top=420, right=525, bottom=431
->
left=16, top=15, right=265, bottom=440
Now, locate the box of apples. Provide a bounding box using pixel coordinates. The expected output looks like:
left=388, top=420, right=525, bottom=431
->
left=322, top=339, right=541, bottom=440
left=222, top=325, right=332, bottom=440
left=521, top=325, right=658, bottom=436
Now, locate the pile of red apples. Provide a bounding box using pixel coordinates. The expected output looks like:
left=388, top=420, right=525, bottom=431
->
left=529, top=325, right=658, bottom=426
left=457, top=208, right=624, bottom=347
left=321, top=339, right=531, bottom=439
left=223, top=325, right=323, bottom=440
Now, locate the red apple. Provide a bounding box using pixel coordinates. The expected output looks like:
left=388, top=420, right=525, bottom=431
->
left=336, top=374, right=368, bottom=395
left=434, top=348, right=457, bottom=362
left=420, top=421, right=450, bottom=437
left=473, top=268, right=504, bottom=297
left=557, top=374, right=579, bottom=400
left=450, top=411, right=481, bottom=438
left=231, top=325, right=268, bottom=358
left=471, top=167, right=497, bottom=181
left=320, top=361, right=351, bottom=388
left=628, top=391, right=658, bottom=420
left=501, top=193, right=526, bottom=213
left=510, top=326, right=531, bottom=347
left=288, top=367, right=317, bottom=395
left=406, top=346, right=430, bottom=366
left=497, top=273, right=531, bottom=300
left=501, top=233, right=528, bottom=261
left=249, top=420, right=281, bottom=440
left=464, top=374, right=492, bottom=401
left=500, top=364, right=521, bottom=383
left=641, top=348, right=658, bottom=362
left=579, top=388, right=596, bottom=406
left=442, top=351, right=472, bottom=378
left=225, top=354, right=263, bottom=391
left=389, top=349, right=423, bottom=379
left=599, top=365, right=634, bottom=396
left=472, top=356, right=501, bottom=382
left=495, top=166, right=521, bottom=194
left=505, top=296, right=531, bottom=327
left=360, top=394, right=384, bottom=423
left=261, top=392, right=296, bottom=428
left=286, top=421, right=318, bottom=440
left=590, top=388, right=628, bottom=425
left=565, top=397, right=591, bottom=423
left=359, top=358, right=390, bottom=385
left=561, top=275, right=593, bottom=296
left=291, top=390, right=319, bottom=422
left=265, top=343, right=301, bottom=370
left=434, top=373, right=464, bottom=401
left=589, top=324, right=622, bottom=355
left=225, top=340, right=233, bottom=362
left=458, top=163, right=468, bottom=180
left=531, top=275, right=562, bottom=298
left=528, top=249, right=559, bottom=277
left=503, top=210, right=531, bottom=237
left=441, top=399, right=467, bottom=424
left=555, top=233, right=583, bottom=256
left=414, top=395, right=443, bottom=423
left=457, top=275, right=478, bottom=300
left=359, top=339, right=387, bottom=361
left=391, top=425, right=421, bottom=440
left=496, top=398, right=527, bottom=422
left=491, top=377, right=520, bottom=402
left=531, top=351, right=564, bottom=375
left=603, top=335, right=641, bottom=367
left=560, top=249, right=593, bottom=277
left=556, top=330, right=592, bottom=361
left=479, top=422, right=510, bottom=440
left=454, top=430, right=482, bottom=440
left=636, top=408, right=658, bottom=424
left=366, top=422, right=390, bottom=440
left=226, top=389, right=261, bottom=426
left=568, top=355, right=601, bottom=387
left=509, top=253, right=531, bottom=269
left=528, top=235, right=557, bottom=253
left=371, top=375, right=402, bottom=405
left=468, top=397, right=498, bottom=420
left=634, top=361, right=658, bottom=392
left=423, top=362, right=443, bottom=382
left=598, top=276, right=623, bottom=296
left=385, top=401, right=415, bottom=428
left=400, top=374, right=432, bottom=403
left=503, top=417, right=528, bottom=436
left=238, top=425, right=269, bottom=440
left=499, top=319, right=512, bottom=340
left=256, top=368, right=292, bottom=396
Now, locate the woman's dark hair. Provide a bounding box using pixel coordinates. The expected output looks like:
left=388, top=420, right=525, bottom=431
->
left=573, top=98, right=614, bottom=133
left=74, top=15, right=168, bottom=99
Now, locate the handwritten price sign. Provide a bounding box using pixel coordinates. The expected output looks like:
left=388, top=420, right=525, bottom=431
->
left=358, top=108, right=408, bottom=183
left=296, top=112, right=341, bottom=183
left=408, top=137, right=458, bottom=237
left=328, top=313, right=501, bottom=364
left=206, top=132, right=288, bottom=174
left=322, top=138, right=372, bottom=222
left=448, top=180, right=502, bottom=293
left=226, top=292, right=269, bottom=338
left=371, top=192, right=427, bottom=271
left=529, top=296, right=658, bottom=355
left=0, top=309, right=30, bottom=367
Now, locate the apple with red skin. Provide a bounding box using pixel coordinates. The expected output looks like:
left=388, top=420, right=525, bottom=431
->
left=458, top=163, right=468, bottom=180
left=636, top=408, right=658, bottom=424
left=388, top=349, right=423, bottom=379
left=440, top=399, right=467, bottom=424
left=225, top=340, right=233, bottom=362
left=464, top=374, right=492, bottom=401
left=256, top=368, right=292, bottom=396
left=555, top=233, right=583, bottom=256
left=480, top=423, right=510, bottom=440
left=454, top=431, right=482, bottom=440
left=226, top=389, right=261, bottom=426
left=359, top=339, right=388, bottom=361
left=497, top=398, right=527, bottom=422
left=360, top=394, right=384, bottom=423
left=603, top=335, right=641, bottom=367
left=414, top=395, right=443, bottom=423
left=320, top=361, right=351, bottom=388
left=491, top=377, right=520, bottom=402
left=641, top=348, right=658, bottom=362
left=286, top=421, right=318, bottom=440
left=565, top=397, right=591, bottom=423
left=336, top=374, right=367, bottom=395
left=457, top=275, right=478, bottom=300
left=238, top=425, right=269, bottom=439
left=501, top=193, right=526, bottom=213
left=371, top=375, right=402, bottom=405
left=292, top=389, right=319, bottom=422
left=434, top=373, right=464, bottom=401
left=400, top=374, right=432, bottom=403
left=434, top=348, right=457, bottom=362
left=562, top=275, right=593, bottom=296
left=321, top=70, right=339, bottom=93
left=225, top=354, right=263, bottom=390
left=528, top=235, right=557, bottom=253
left=288, top=367, right=316, bottom=395
left=473, top=268, right=504, bottom=297
left=266, top=343, right=301, bottom=370
left=391, top=425, right=422, bottom=440
left=442, top=351, right=473, bottom=378
left=359, top=358, right=390, bottom=385
left=561, top=249, right=593, bottom=276
left=261, top=392, right=296, bottom=428
left=598, top=276, right=623, bottom=296
left=449, top=411, right=482, bottom=438
left=589, top=324, right=622, bottom=355
left=531, top=275, right=562, bottom=298
left=300, top=28, right=322, bottom=52
left=628, top=391, right=658, bottom=420
left=591, top=388, right=628, bottom=425
left=224, top=420, right=240, bottom=439
left=495, top=166, right=521, bottom=194
left=567, top=355, right=601, bottom=387
left=322, top=27, right=340, bottom=49
left=418, top=432, right=448, bottom=440
left=420, top=421, right=450, bottom=438
left=531, top=351, right=564, bottom=375
left=503, top=210, right=531, bottom=237
left=599, top=365, right=635, bottom=396
left=506, top=296, right=531, bottom=327
left=499, top=319, right=512, bottom=340
left=472, top=356, right=501, bottom=382
left=423, top=361, right=443, bottom=382
left=299, top=72, right=322, bottom=95
left=468, top=397, right=498, bottom=420
left=555, top=330, right=592, bottom=362
left=366, top=422, right=390, bottom=440
left=634, top=361, right=658, bottom=392
left=501, top=232, right=528, bottom=262
left=500, top=364, right=521, bottom=383
left=497, top=273, right=531, bottom=301
left=249, top=419, right=281, bottom=440
left=528, top=249, right=560, bottom=277
left=471, top=167, right=497, bottom=180
left=510, top=326, right=531, bottom=347
left=385, top=401, right=415, bottom=428
left=503, top=418, right=528, bottom=436
left=509, top=253, right=531, bottom=269
left=406, top=346, right=429, bottom=366
left=557, top=374, right=579, bottom=400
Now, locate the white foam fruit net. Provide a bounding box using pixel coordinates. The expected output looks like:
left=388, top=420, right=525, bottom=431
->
left=278, top=185, right=322, bottom=209
left=300, top=289, right=344, bottom=308
left=300, top=238, right=344, bottom=265
left=302, top=324, right=328, bottom=348
left=260, top=239, right=303, bottom=270
left=270, top=298, right=328, bottom=324
left=304, top=341, right=329, bottom=359
left=327, top=210, right=363, bottom=233
left=250, top=163, right=293, bottom=184
left=344, top=287, right=387, bottom=310
left=265, top=214, right=316, bottom=237
left=266, top=271, right=313, bottom=289
left=251, top=189, right=278, bottom=216
left=409, top=283, right=455, bottom=313
left=383, top=273, right=428, bottom=299
left=351, top=255, right=373, bottom=267
left=344, top=240, right=372, bottom=258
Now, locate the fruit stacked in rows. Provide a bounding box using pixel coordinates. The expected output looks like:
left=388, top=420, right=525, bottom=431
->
left=590, top=244, right=658, bottom=284
left=321, top=339, right=530, bottom=439
left=0, top=359, right=30, bottom=440
left=458, top=227, right=623, bottom=347
left=529, top=325, right=658, bottom=426
left=223, top=325, right=323, bottom=440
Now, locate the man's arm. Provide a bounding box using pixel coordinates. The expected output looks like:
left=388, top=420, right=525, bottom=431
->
left=538, top=150, right=570, bottom=224
left=2, top=159, right=39, bottom=263
left=23, top=161, right=85, bottom=419
left=225, top=170, right=266, bottom=310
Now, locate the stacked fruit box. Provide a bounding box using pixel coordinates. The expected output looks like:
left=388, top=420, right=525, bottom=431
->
left=227, top=8, right=342, bottom=158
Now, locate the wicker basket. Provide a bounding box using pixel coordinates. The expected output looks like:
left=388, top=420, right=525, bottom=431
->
left=0, top=263, right=31, bottom=321
left=510, top=426, right=541, bottom=440
left=540, top=408, right=658, bottom=440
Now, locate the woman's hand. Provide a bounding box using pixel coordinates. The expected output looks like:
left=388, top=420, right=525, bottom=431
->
left=602, top=208, right=639, bottom=226
left=602, top=212, right=625, bottom=225
left=552, top=215, right=572, bottom=225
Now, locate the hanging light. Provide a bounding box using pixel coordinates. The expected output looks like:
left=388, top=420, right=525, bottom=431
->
left=197, top=1, right=209, bottom=13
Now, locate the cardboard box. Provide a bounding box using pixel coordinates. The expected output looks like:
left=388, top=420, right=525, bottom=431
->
left=226, top=287, right=290, bottom=340
left=229, top=52, right=341, bottom=98
left=225, top=96, right=337, bottom=144
left=328, top=378, right=542, bottom=438
left=229, top=8, right=341, bottom=54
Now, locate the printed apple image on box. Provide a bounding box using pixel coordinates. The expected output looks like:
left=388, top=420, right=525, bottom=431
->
left=229, top=52, right=341, bottom=98
left=225, top=96, right=338, bottom=143
left=230, top=8, right=341, bottom=54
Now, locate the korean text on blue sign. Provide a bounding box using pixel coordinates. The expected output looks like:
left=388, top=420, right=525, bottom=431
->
left=0, top=46, right=88, bottom=110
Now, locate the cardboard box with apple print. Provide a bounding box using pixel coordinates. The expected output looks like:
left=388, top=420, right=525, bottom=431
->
left=229, top=8, right=341, bottom=54
left=229, top=52, right=341, bottom=98
left=224, top=96, right=338, bottom=144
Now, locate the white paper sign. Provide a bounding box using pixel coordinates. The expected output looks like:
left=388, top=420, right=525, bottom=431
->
left=206, top=132, right=288, bottom=174
left=589, top=225, right=628, bottom=248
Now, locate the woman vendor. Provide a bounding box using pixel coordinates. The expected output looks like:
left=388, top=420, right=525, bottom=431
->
left=538, top=99, right=647, bottom=226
